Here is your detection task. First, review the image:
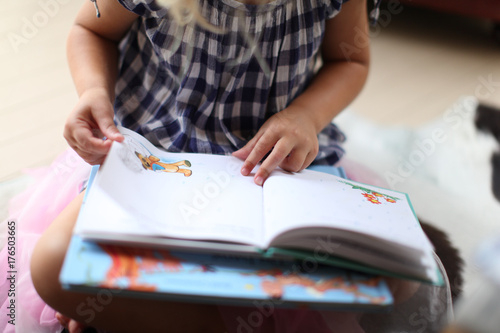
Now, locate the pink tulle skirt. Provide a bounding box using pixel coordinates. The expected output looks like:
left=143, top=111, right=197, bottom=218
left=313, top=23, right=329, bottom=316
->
left=0, top=149, right=91, bottom=333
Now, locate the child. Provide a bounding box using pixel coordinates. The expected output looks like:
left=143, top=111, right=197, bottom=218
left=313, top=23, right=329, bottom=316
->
left=30, top=0, right=373, bottom=331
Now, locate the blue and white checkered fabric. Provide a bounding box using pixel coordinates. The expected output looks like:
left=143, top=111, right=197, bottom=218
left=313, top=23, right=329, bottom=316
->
left=114, top=0, right=349, bottom=165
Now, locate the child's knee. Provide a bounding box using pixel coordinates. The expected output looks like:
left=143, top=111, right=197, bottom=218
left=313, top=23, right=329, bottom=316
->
left=30, top=192, right=83, bottom=306
left=30, top=227, right=70, bottom=305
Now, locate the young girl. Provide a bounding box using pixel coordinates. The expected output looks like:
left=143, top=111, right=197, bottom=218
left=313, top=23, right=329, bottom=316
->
left=30, top=0, right=374, bottom=331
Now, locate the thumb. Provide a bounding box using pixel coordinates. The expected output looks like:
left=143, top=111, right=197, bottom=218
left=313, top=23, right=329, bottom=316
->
left=232, top=138, right=257, bottom=160
left=55, top=312, right=69, bottom=327
left=232, top=146, right=250, bottom=160
left=68, top=319, right=86, bottom=333
left=95, top=113, right=124, bottom=142
left=232, top=129, right=265, bottom=160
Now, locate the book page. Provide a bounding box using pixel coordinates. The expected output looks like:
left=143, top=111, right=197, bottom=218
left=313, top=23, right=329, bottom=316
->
left=262, top=170, right=434, bottom=253
left=75, top=128, right=264, bottom=247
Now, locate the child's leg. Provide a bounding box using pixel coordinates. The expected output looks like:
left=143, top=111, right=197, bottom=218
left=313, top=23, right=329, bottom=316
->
left=30, top=192, right=226, bottom=333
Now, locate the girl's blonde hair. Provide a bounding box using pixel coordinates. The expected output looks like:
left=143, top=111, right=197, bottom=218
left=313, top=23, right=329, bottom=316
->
left=156, top=0, right=220, bottom=32
left=156, top=0, right=272, bottom=76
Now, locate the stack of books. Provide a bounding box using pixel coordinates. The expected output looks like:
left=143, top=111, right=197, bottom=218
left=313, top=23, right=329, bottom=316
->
left=59, top=127, right=441, bottom=311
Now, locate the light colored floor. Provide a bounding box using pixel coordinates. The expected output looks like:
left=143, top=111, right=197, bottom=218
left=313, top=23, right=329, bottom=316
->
left=1, top=0, right=81, bottom=182
left=351, top=9, right=500, bottom=127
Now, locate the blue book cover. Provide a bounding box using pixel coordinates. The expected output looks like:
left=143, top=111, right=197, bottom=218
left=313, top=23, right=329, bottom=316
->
left=60, top=235, right=393, bottom=310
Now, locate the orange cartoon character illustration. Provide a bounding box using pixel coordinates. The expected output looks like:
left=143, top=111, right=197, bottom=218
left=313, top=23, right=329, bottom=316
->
left=135, top=152, right=192, bottom=177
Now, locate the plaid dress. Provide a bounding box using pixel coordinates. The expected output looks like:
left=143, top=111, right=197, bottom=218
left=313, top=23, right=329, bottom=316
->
left=115, top=0, right=348, bottom=165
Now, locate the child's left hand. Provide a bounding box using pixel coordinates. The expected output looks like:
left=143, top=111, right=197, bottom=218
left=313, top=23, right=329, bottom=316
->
left=232, top=105, right=319, bottom=185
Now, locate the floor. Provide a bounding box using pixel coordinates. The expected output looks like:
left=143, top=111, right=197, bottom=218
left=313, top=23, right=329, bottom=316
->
left=350, top=7, right=500, bottom=127
left=344, top=3, right=500, bottom=299
left=1, top=0, right=81, bottom=182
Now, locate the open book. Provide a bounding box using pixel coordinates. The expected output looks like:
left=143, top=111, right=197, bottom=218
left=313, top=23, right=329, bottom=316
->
left=74, top=127, right=439, bottom=283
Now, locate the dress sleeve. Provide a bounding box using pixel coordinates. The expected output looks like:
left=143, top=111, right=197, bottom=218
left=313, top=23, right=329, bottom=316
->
left=116, top=0, right=168, bottom=18
left=324, top=0, right=383, bottom=26
left=368, top=0, right=383, bottom=26
left=323, top=0, right=349, bottom=20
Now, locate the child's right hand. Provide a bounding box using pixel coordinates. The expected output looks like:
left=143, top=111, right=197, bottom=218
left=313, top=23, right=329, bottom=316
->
left=64, top=87, right=124, bottom=165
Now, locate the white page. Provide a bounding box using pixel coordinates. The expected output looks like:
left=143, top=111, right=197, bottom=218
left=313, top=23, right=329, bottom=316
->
left=75, top=128, right=264, bottom=246
left=262, top=169, right=434, bottom=253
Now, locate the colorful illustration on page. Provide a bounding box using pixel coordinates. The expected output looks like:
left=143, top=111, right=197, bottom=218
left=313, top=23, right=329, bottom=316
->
left=93, top=245, right=388, bottom=305
left=243, top=269, right=388, bottom=304
left=135, top=152, right=192, bottom=177
left=116, top=133, right=193, bottom=176
left=98, top=245, right=184, bottom=291
left=337, top=180, right=400, bottom=205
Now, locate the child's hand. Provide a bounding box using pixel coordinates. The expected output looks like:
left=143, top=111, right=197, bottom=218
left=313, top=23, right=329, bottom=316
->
left=64, top=88, right=124, bottom=165
left=232, top=106, right=319, bottom=185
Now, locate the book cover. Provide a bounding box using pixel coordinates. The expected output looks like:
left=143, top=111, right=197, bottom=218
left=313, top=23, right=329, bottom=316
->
left=60, top=235, right=393, bottom=310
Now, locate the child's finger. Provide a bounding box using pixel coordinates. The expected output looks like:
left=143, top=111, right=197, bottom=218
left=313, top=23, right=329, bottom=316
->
left=55, top=312, right=70, bottom=328
left=73, top=126, right=113, bottom=155
left=279, top=148, right=309, bottom=173
left=240, top=132, right=277, bottom=177
left=232, top=131, right=263, bottom=162
left=94, top=111, right=124, bottom=142
left=231, top=145, right=251, bottom=161
left=299, top=150, right=317, bottom=171
left=75, top=150, right=107, bottom=165
left=253, top=139, right=293, bottom=185
left=68, top=318, right=86, bottom=333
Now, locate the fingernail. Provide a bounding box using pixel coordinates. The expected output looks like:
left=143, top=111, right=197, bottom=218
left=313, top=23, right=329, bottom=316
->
left=241, top=167, right=249, bottom=175
left=255, top=176, right=264, bottom=186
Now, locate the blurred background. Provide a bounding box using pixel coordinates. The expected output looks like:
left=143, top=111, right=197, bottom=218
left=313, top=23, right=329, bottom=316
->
left=1, top=1, right=499, bottom=180
left=1, top=0, right=499, bottom=180
left=1, top=0, right=500, bottom=330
